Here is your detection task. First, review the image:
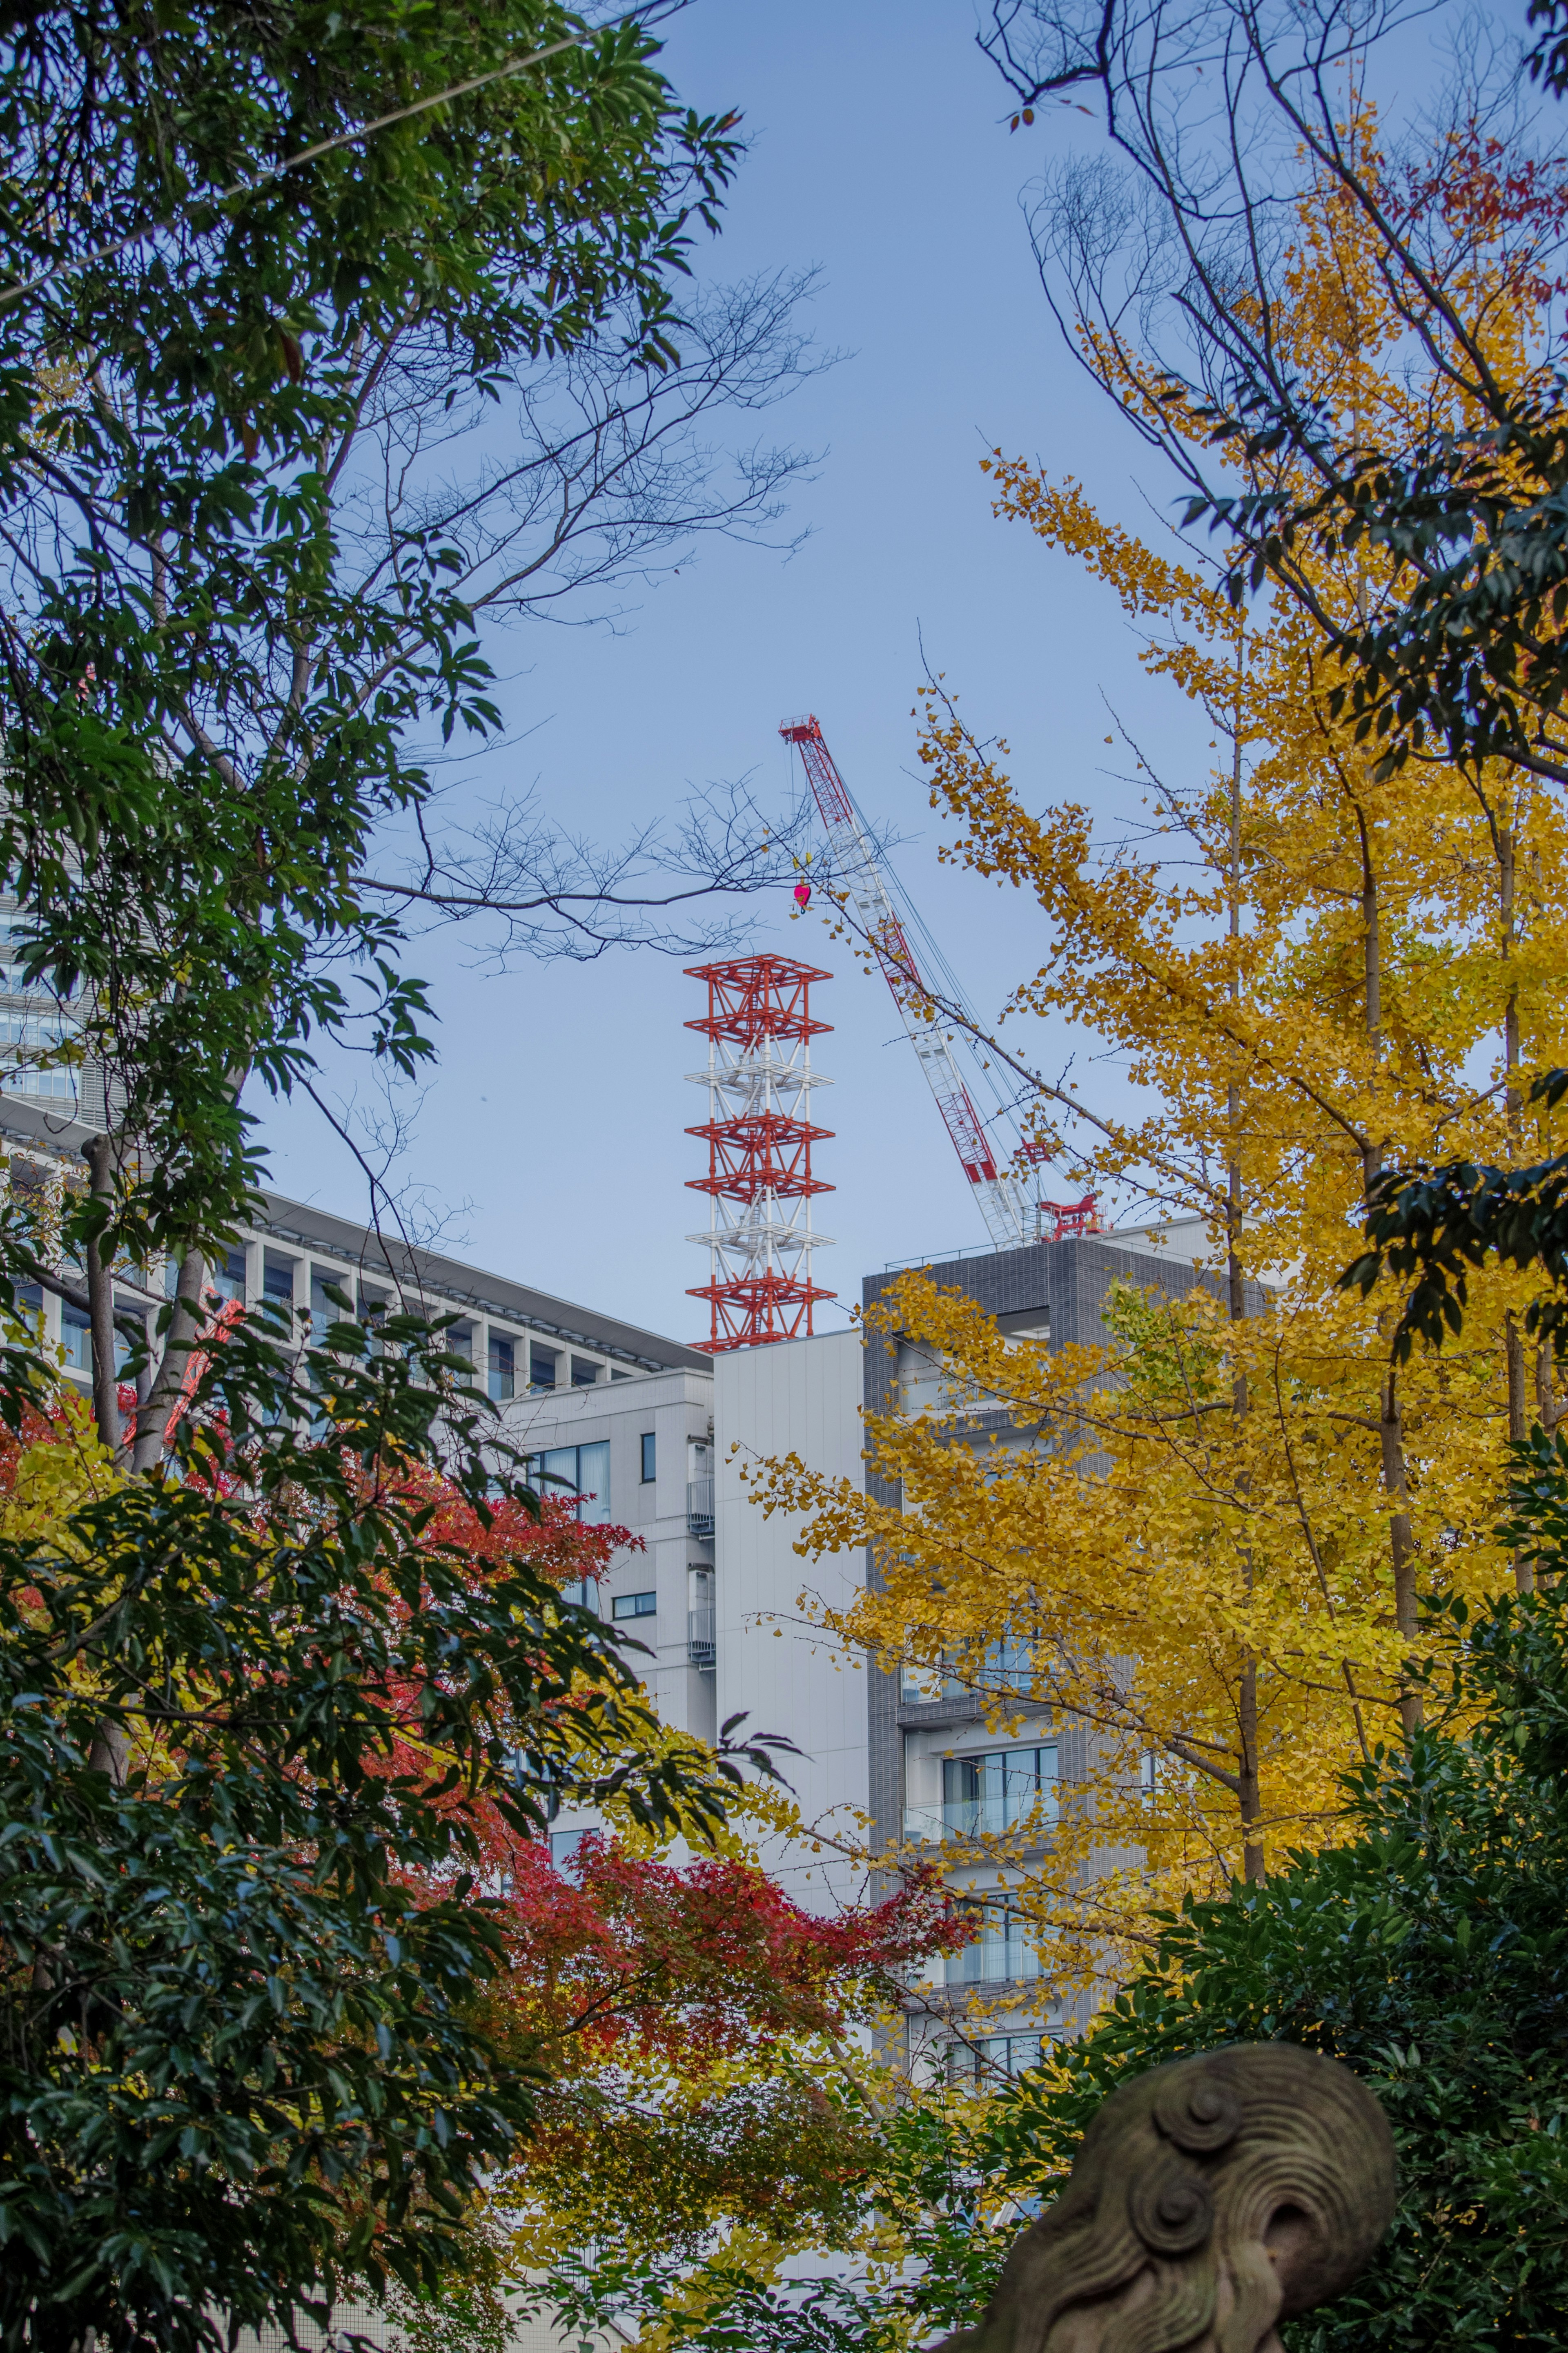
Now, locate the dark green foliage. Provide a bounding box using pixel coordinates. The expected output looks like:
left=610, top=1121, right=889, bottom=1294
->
left=1189, top=392, right=1568, bottom=786
left=971, top=1570, right=1568, bottom=2353
left=0, top=0, right=745, bottom=1273
left=1342, top=1068, right=1568, bottom=1359
left=613, top=1439, right=1568, bottom=2353
left=0, top=1301, right=739, bottom=2353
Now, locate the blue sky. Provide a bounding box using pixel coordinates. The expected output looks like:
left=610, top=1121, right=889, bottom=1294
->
left=253, top=0, right=1216, bottom=1340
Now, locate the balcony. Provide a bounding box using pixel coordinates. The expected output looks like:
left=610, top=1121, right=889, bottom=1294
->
left=688, top=1606, right=716, bottom=1668
left=902, top=1797, right=1060, bottom=1846
left=686, top=1475, right=715, bottom=1540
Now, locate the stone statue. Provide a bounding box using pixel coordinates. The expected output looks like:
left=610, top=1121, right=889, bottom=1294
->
left=937, top=2043, right=1396, bottom=2353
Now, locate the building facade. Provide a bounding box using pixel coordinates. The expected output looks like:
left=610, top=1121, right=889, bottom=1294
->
left=0, top=1081, right=1247, bottom=2085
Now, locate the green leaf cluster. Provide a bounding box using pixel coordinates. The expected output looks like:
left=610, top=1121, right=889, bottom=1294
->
left=0, top=1300, right=728, bottom=2352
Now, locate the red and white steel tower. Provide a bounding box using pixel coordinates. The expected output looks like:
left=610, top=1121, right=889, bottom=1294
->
left=685, top=955, right=837, bottom=1352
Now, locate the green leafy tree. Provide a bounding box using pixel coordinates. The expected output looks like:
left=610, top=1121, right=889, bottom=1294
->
left=0, top=0, right=809, bottom=1454
left=0, top=6, right=808, bottom=2339
left=0, top=1289, right=782, bottom=2352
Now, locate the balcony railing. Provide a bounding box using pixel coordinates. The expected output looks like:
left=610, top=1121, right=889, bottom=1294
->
left=902, top=1798, right=1059, bottom=1845
left=688, top=1606, right=716, bottom=1668
left=686, top=1476, right=715, bottom=1540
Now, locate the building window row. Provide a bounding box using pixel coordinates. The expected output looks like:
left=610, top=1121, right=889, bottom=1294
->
left=154, top=1241, right=623, bottom=1392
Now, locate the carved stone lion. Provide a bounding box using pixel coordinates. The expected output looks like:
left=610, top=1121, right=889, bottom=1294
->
left=937, top=2043, right=1396, bottom=2353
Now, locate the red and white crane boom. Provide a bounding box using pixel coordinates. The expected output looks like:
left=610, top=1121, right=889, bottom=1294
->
left=780, top=713, right=1039, bottom=1252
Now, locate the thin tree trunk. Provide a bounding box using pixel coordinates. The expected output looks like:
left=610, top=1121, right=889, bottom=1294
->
left=132, top=1246, right=207, bottom=1473
left=1353, top=801, right=1422, bottom=1732
left=1497, top=813, right=1537, bottom=1592
left=1226, top=681, right=1264, bottom=1880
left=1237, top=1657, right=1264, bottom=1882
left=82, top=1134, right=123, bottom=1456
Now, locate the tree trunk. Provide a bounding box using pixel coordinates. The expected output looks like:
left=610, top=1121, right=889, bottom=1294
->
left=1237, top=1656, right=1264, bottom=1882
left=1354, top=803, right=1422, bottom=1733
left=132, top=1247, right=207, bottom=1473
left=82, top=1135, right=124, bottom=1456
left=1226, top=691, right=1265, bottom=1879
left=1498, top=815, right=1536, bottom=1592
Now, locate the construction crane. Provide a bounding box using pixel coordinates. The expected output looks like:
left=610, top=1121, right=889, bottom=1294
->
left=781, top=714, right=1100, bottom=1252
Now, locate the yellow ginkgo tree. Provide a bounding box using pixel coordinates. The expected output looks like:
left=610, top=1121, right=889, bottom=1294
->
left=756, top=138, right=1568, bottom=1993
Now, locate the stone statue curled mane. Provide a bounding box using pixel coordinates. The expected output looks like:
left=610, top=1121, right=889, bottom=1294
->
left=938, top=2043, right=1396, bottom=2353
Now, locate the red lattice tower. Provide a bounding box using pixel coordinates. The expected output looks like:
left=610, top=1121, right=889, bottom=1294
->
left=685, top=955, right=837, bottom=1353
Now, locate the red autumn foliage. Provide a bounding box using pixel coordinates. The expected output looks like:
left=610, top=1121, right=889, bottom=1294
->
left=474, top=1830, right=966, bottom=2069
left=370, top=1456, right=637, bottom=1593
left=1384, top=129, right=1568, bottom=306
left=11, top=1398, right=956, bottom=2079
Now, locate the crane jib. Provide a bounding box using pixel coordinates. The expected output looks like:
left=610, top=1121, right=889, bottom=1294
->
left=780, top=711, right=1033, bottom=1253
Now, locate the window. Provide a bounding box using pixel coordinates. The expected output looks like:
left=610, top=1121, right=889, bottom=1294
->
left=946, top=2032, right=1056, bottom=2088
left=10, top=1280, right=41, bottom=1339
left=947, top=1900, right=1042, bottom=1986
left=902, top=1639, right=1034, bottom=1704
left=488, top=1333, right=516, bottom=1401
left=571, top=1355, right=601, bottom=1387
left=559, top=1578, right=598, bottom=1613
left=310, top=1269, right=346, bottom=1344
left=448, top=1323, right=473, bottom=1363
left=640, top=1431, right=657, bottom=1483
left=550, top=1829, right=588, bottom=1869
left=534, top=1441, right=611, bottom=1528
left=61, top=1303, right=91, bottom=1373
left=208, top=1248, right=246, bottom=1306
left=612, top=1590, right=657, bottom=1621
left=941, top=1746, right=1058, bottom=1839
left=262, top=1256, right=296, bottom=1317
left=528, top=1345, right=557, bottom=1394
left=895, top=1338, right=979, bottom=1419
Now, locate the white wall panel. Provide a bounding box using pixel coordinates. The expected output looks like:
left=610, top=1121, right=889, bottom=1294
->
left=714, top=1329, right=868, bottom=1913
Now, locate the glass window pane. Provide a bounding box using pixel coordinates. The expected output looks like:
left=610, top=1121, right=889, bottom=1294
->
left=640, top=1431, right=656, bottom=1482
left=61, top=1306, right=91, bottom=1372
left=310, top=1270, right=342, bottom=1343
left=540, top=1447, right=577, bottom=1505
left=577, top=1440, right=610, bottom=1526
left=209, top=1249, right=246, bottom=1305
left=263, top=1256, right=295, bottom=1304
